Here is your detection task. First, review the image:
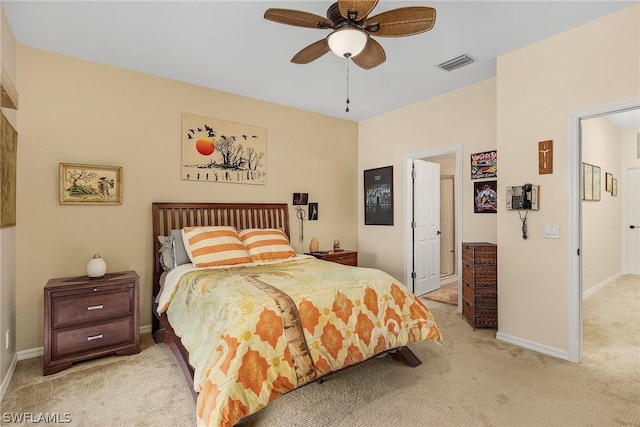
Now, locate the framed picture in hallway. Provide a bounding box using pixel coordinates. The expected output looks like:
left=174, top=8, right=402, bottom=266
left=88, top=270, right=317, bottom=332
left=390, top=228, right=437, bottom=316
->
left=582, top=162, right=601, bottom=201
left=364, top=166, right=393, bottom=225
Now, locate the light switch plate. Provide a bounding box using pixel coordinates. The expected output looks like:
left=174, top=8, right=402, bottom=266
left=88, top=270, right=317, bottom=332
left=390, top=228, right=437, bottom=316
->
left=543, top=223, right=560, bottom=239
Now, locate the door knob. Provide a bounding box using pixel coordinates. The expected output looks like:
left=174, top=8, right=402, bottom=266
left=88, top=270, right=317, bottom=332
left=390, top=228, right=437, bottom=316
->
left=631, top=225, right=639, bottom=229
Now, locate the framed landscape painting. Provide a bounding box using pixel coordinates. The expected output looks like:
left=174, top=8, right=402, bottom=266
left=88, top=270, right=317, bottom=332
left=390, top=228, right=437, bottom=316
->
left=0, top=113, right=17, bottom=227
left=59, top=163, right=122, bottom=205
left=181, top=113, right=266, bottom=185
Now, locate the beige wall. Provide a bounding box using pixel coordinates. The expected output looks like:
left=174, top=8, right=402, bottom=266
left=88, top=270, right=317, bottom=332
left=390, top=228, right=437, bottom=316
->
left=15, top=46, right=359, bottom=351
left=581, top=117, right=623, bottom=294
left=621, top=128, right=640, bottom=169
left=496, top=5, right=639, bottom=352
left=358, top=78, right=498, bottom=282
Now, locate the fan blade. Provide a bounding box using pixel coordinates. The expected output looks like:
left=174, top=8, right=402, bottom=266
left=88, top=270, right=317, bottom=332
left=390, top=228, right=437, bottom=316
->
left=338, top=0, right=379, bottom=22
left=365, top=7, right=436, bottom=37
left=352, top=38, right=386, bottom=70
left=291, top=39, right=331, bottom=64
left=264, top=8, right=333, bottom=29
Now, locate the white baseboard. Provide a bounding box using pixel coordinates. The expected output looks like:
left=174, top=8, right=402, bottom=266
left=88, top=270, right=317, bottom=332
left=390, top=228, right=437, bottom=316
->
left=0, top=353, right=18, bottom=401
left=583, top=272, right=622, bottom=299
left=496, top=331, right=569, bottom=361
left=17, top=346, right=43, bottom=361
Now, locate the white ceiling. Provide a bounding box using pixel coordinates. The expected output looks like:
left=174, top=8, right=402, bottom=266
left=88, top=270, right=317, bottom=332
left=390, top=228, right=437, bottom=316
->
left=2, top=1, right=637, bottom=122
left=605, top=109, right=640, bottom=130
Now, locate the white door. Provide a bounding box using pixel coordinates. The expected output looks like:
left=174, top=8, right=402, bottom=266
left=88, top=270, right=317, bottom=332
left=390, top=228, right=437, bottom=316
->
left=414, top=159, right=441, bottom=295
left=627, top=167, right=640, bottom=274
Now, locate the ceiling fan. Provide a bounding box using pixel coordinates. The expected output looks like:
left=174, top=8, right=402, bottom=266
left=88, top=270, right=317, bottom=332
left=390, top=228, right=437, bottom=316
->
left=264, top=0, right=436, bottom=70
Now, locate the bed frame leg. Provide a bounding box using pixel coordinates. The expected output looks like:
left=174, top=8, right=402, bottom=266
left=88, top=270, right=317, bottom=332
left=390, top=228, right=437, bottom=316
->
left=392, top=346, right=422, bottom=367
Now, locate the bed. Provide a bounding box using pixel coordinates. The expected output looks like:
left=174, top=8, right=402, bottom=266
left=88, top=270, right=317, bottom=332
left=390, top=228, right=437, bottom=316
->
left=151, top=202, right=442, bottom=426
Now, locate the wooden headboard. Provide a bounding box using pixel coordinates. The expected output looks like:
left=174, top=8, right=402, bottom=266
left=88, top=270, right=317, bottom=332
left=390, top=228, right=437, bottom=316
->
left=151, top=202, right=290, bottom=294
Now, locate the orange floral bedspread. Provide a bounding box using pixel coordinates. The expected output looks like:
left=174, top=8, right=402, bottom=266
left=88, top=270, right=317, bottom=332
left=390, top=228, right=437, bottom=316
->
left=157, top=256, right=442, bottom=426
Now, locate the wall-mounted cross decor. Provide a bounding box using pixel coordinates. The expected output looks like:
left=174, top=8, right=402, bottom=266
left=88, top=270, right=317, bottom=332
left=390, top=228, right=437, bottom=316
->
left=538, top=140, right=553, bottom=174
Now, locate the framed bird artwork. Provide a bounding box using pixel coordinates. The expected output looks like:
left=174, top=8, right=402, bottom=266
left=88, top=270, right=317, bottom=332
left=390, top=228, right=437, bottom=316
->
left=181, top=113, right=266, bottom=185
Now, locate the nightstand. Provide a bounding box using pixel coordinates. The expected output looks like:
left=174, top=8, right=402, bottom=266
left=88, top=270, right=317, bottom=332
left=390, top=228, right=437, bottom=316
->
left=43, top=270, right=140, bottom=375
left=307, top=250, right=358, bottom=266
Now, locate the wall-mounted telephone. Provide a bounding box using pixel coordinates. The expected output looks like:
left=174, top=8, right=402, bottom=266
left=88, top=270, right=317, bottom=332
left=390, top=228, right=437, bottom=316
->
left=506, top=184, right=539, bottom=211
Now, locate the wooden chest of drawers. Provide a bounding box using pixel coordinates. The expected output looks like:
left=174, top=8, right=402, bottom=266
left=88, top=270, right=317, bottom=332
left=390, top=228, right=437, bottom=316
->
left=44, top=270, right=140, bottom=375
left=462, top=242, right=497, bottom=329
left=307, top=250, right=358, bottom=266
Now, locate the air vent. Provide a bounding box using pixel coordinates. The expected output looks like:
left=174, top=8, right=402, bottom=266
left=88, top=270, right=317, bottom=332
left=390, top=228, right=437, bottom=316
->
left=437, top=54, right=475, bottom=72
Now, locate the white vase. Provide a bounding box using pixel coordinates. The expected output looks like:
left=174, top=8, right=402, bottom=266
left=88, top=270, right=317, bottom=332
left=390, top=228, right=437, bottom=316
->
left=87, top=254, right=107, bottom=278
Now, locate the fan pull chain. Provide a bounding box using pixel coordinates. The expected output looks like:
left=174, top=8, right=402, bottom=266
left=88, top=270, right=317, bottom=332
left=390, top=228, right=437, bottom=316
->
left=344, top=53, right=351, bottom=112
left=519, top=210, right=528, bottom=240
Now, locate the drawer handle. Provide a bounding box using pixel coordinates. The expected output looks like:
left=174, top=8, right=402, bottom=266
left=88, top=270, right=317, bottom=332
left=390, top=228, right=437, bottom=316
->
left=87, top=304, right=104, bottom=311
left=87, top=334, right=103, bottom=341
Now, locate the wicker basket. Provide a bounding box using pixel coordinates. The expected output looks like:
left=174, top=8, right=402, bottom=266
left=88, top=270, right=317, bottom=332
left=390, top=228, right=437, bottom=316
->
left=462, top=242, right=498, bottom=329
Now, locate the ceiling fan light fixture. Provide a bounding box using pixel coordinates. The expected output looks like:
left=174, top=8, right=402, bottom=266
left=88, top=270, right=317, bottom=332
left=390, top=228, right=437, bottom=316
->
left=327, top=27, right=368, bottom=58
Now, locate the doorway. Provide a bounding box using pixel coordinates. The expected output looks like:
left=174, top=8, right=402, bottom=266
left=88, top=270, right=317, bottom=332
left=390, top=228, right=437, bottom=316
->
left=404, top=145, right=463, bottom=307
left=569, top=99, right=640, bottom=363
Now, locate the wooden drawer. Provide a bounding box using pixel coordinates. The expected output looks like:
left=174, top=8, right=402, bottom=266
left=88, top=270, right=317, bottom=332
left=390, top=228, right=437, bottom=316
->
left=52, top=317, right=135, bottom=359
left=52, top=288, right=134, bottom=328
left=325, top=251, right=357, bottom=266
left=309, top=250, right=358, bottom=266
left=463, top=280, right=497, bottom=307
left=462, top=263, right=497, bottom=286
left=463, top=298, right=497, bottom=328
left=462, top=279, right=473, bottom=302
left=462, top=242, right=497, bottom=265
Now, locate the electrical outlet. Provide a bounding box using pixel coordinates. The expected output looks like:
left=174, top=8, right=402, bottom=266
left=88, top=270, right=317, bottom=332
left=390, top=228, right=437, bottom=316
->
left=5, top=329, right=9, bottom=350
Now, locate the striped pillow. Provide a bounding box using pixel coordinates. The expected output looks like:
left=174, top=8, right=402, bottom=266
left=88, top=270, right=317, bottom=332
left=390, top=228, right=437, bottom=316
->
left=181, top=226, right=252, bottom=267
left=238, top=228, right=296, bottom=261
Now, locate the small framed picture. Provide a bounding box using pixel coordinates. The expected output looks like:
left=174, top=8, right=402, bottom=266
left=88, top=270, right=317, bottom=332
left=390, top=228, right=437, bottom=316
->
left=582, top=162, right=601, bottom=201
left=59, top=163, right=122, bottom=205
left=292, top=193, right=308, bottom=205
left=605, top=172, right=613, bottom=193
left=474, top=180, right=497, bottom=213
left=592, top=165, right=601, bottom=201
left=308, top=202, right=318, bottom=220
left=364, top=166, right=394, bottom=225
left=612, top=178, right=618, bottom=196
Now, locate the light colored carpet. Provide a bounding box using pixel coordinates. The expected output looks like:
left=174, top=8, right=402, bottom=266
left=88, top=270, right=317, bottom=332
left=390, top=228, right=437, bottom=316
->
left=2, top=275, right=638, bottom=426
left=1, top=335, right=195, bottom=426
